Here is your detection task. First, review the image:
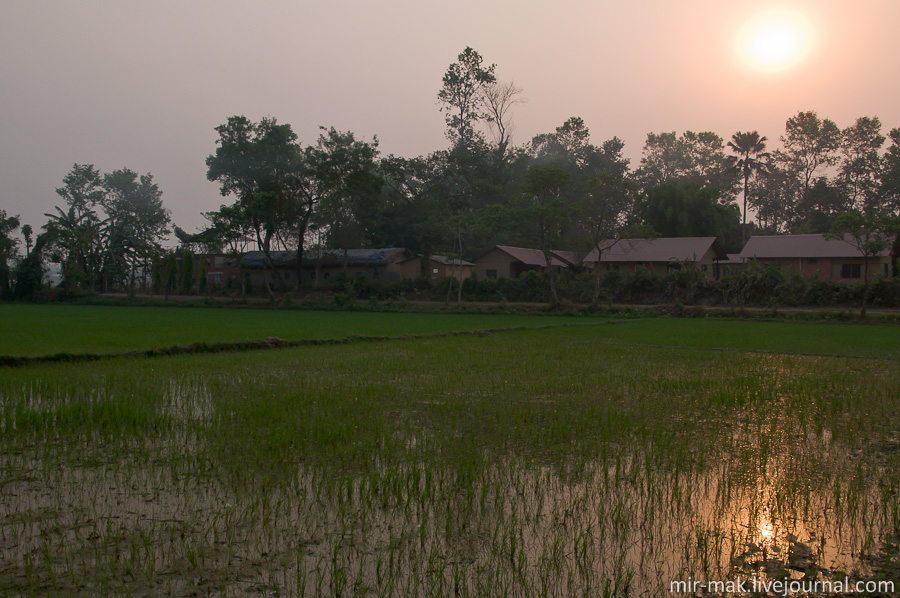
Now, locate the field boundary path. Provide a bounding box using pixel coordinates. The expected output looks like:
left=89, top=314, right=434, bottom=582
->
left=0, top=320, right=633, bottom=368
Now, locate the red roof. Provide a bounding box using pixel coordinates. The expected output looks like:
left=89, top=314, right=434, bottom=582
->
left=738, top=234, right=894, bottom=259
left=584, top=237, right=725, bottom=263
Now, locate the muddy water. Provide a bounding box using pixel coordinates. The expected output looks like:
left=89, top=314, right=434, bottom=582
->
left=2, top=421, right=894, bottom=597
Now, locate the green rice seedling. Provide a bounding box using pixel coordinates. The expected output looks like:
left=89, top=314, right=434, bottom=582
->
left=2, top=318, right=900, bottom=595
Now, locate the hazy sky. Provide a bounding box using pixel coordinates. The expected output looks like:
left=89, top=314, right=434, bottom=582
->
left=3, top=0, right=899, bottom=238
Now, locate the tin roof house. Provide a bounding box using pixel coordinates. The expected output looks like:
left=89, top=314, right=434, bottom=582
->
left=473, top=245, right=569, bottom=279
left=582, top=237, right=727, bottom=279
left=737, top=234, right=898, bottom=281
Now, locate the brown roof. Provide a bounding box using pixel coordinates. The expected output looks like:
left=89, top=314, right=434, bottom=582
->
left=738, top=234, right=895, bottom=259
left=431, top=255, right=474, bottom=267
left=241, top=248, right=412, bottom=269
left=489, top=245, right=569, bottom=267
left=584, top=237, right=726, bottom=263
left=550, top=250, right=581, bottom=266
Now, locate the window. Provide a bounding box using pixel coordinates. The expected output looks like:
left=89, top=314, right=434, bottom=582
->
left=807, top=258, right=818, bottom=264
left=701, top=264, right=708, bottom=272
left=433, top=268, right=439, bottom=274
left=486, top=269, right=497, bottom=279
left=841, top=263, right=861, bottom=279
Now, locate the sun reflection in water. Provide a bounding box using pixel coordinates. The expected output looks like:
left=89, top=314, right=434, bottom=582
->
left=758, top=511, right=776, bottom=546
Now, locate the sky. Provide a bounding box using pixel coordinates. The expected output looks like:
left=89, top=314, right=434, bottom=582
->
left=2, top=0, right=900, bottom=240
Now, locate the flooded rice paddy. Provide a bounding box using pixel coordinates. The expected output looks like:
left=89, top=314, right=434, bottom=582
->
left=1, top=322, right=899, bottom=596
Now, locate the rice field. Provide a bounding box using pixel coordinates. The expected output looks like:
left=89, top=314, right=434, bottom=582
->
left=0, top=304, right=596, bottom=357
left=1, top=311, right=899, bottom=596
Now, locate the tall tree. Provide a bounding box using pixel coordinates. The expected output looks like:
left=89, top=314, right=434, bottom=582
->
left=308, top=128, right=383, bottom=266
left=638, top=182, right=740, bottom=248
left=839, top=116, right=885, bottom=211
left=0, top=210, right=20, bottom=297
left=580, top=174, right=639, bottom=305
left=879, top=128, right=900, bottom=215
left=21, top=224, right=33, bottom=258
left=102, top=169, right=171, bottom=295
left=636, top=131, right=737, bottom=199
left=47, top=164, right=105, bottom=291
left=518, top=166, right=577, bottom=307
left=379, top=152, right=455, bottom=264
left=531, top=117, right=594, bottom=170
left=482, top=79, right=524, bottom=164
left=748, top=161, right=795, bottom=233
left=775, top=110, right=841, bottom=202
left=206, top=116, right=306, bottom=296
left=726, top=131, right=768, bottom=247
left=437, top=47, right=497, bottom=152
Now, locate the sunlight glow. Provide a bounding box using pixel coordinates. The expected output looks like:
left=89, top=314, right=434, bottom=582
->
left=738, top=10, right=813, bottom=72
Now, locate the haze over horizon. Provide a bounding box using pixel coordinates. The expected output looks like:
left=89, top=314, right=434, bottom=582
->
left=3, top=0, right=899, bottom=239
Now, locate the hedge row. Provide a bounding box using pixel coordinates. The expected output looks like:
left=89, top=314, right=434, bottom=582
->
left=332, top=263, right=900, bottom=308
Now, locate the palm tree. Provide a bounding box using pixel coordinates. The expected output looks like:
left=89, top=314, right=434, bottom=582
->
left=727, top=131, right=769, bottom=247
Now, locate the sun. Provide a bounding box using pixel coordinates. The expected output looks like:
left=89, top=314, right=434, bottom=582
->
left=738, top=9, right=813, bottom=72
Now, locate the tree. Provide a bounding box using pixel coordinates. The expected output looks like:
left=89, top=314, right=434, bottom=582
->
left=839, top=116, right=885, bottom=211
left=880, top=128, right=900, bottom=215
left=164, top=252, right=178, bottom=299
left=21, top=224, right=33, bottom=257
left=638, top=182, right=740, bottom=248
left=379, top=152, right=455, bottom=265
left=792, top=178, right=844, bottom=233
left=0, top=210, right=21, bottom=297
left=726, top=131, right=768, bottom=247
left=179, top=249, right=194, bottom=295
left=308, top=128, right=383, bottom=266
left=47, top=164, right=105, bottom=292
left=636, top=131, right=738, bottom=200
left=580, top=174, right=640, bottom=305
left=102, top=168, right=171, bottom=295
left=775, top=111, right=841, bottom=202
left=206, top=116, right=307, bottom=297
left=482, top=79, right=524, bottom=164
left=12, top=229, right=51, bottom=300
left=437, top=47, right=496, bottom=152
left=199, top=204, right=253, bottom=255
left=826, top=210, right=900, bottom=318
left=197, top=253, right=209, bottom=294
left=747, top=162, right=795, bottom=233
left=518, top=166, right=578, bottom=306
left=531, top=117, right=594, bottom=170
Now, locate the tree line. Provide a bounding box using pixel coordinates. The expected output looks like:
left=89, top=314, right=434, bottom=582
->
left=3, top=46, right=900, bottom=300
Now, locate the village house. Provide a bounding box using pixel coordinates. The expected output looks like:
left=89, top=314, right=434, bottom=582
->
left=582, top=237, right=727, bottom=279
left=737, top=233, right=899, bottom=281
left=396, top=255, right=476, bottom=280
left=241, top=248, right=413, bottom=288
left=203, top=253, right=241, bottom=289
left=473, top=245, right=569, bottom=279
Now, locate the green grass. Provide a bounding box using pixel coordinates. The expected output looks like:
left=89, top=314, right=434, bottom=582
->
left=0, top=304, right=599, bottom=357
left=2, top=317, right=899, bottom=596
left=584, top=317, right=900, bottom=359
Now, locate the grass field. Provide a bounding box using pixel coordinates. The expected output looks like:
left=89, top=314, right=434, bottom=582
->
left=0, top=304, right=599, bottom=357
left=1, top=309, right=899, bottom=596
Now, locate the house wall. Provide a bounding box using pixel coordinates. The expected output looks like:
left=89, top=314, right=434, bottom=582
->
left=397, top=258, right=423, bottom=279
left=750, top=256, right=892, bottom=281
left=830, top=256, right=892, bottom=281
left=474, top=249, right=515, bottom=279
left=600, top=249, right=719, bottom=280
left=437, top=262, right=474, bottom=280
